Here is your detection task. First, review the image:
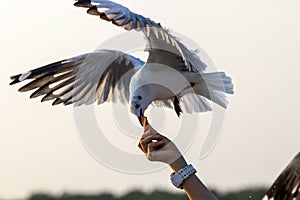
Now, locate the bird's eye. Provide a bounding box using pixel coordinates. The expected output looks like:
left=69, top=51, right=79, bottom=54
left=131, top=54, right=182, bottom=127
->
left=137, top=96, right=142, bottom=100
left=134, top=103, right=140, bottom=109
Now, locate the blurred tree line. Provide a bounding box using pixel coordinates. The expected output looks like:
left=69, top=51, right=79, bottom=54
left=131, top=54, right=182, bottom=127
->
left=27, top=188, right=268, bottom=200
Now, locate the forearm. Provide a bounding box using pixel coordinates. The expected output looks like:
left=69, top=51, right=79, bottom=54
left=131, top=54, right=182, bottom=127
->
left=139, top=126, right=217, bottom=199
left=170, top=157, right=217, bottom=200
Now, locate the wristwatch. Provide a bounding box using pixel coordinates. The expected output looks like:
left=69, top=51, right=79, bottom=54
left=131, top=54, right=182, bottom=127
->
left=170, top=164, right=197, bottom=189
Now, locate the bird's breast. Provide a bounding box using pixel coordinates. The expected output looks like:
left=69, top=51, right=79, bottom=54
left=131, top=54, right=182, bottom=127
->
left=130, top=63, right=191, bottom=99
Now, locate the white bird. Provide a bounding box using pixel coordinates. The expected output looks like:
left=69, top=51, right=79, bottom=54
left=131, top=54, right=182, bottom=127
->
left=10, top=0, right=234, bottom=126
left=263, top=152, right=300, bottom=200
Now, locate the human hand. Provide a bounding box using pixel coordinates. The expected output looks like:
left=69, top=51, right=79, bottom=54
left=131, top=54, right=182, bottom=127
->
left=138, top=125, right=184, bottom=167
left=138, top=125, right=217, bottom=200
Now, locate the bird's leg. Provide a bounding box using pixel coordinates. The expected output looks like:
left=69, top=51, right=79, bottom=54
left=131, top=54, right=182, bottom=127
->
left=173, top=96, right=182, bottom=117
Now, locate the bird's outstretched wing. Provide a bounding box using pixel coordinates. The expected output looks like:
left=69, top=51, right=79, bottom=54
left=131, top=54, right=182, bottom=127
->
left=10, top=50, right=144, bottom=106
left=74, top=0, right=207, bottom=73
left=263, top=152, right=300, bottom=200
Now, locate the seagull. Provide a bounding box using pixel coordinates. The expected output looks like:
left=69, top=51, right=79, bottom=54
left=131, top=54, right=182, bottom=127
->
left=10, top=0, right=234, bottom=126
left=263, top=152, right=300, bottom=200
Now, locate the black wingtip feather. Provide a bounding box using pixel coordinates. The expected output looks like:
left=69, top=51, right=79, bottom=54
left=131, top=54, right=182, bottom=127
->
left=10, top=78, right=20, bottom=85
left=18, top=76, right=53, bottom=92
left=173, top=96, right=182, bottom=117
left=265, top=152, right=300, bottom=199
left=10, top=74, right=21, bottom=80
left=64, top=101, right=73, bottom=106
left=87, top=6, right=101, bottom=16
left=10, top=74, right=23, bottom=85
left=74, top=0, right=92, bottom=8
left=30, top=85, right=50, bottom=98
left=10, top=74, right=19, bottom=80
left=41, top=93, right=57, bottom=102
left=52, top=98, right=64, bottom=106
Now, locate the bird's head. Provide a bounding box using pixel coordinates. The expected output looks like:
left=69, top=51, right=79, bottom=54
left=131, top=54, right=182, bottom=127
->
left=130, top=95, right=148, bottom=126
left=129, top=84, right=156, bottom=126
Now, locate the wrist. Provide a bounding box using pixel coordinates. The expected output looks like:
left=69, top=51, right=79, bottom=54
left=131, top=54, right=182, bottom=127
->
left=169, top=156, right=187, bottom=172
left=170, top=164, right=197, bottom=189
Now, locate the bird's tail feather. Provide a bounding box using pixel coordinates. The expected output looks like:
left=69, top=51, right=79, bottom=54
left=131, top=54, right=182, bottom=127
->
left=200, top=72, right=233, bottom=94
left=185, top=72, right=234, bottom=108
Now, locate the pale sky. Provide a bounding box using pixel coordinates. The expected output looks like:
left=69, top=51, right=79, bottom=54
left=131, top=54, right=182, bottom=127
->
left=1, top=0, right=300, bottom=199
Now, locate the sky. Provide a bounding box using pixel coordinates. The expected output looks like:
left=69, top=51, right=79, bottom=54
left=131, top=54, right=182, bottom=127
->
left=1, top=0, right=300, bottom=199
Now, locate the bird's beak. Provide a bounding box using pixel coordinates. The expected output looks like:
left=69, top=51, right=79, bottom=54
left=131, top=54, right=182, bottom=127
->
left=138, top=108, right=148, bottom=127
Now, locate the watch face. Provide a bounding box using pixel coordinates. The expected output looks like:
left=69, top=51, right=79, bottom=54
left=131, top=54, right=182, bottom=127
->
left=171, top=173, right=183, bottom=187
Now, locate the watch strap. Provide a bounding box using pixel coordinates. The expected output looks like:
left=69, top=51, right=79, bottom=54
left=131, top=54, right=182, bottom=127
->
left=170, top=164, right=197, bottom=189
